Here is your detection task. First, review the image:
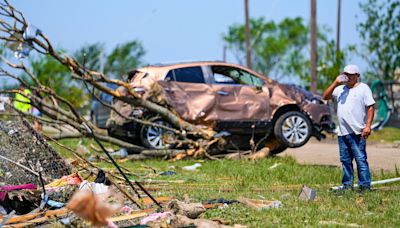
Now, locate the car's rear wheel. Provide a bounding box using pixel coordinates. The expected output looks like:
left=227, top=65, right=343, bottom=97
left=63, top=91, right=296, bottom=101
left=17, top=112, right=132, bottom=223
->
left=140, top=117, right=174, bottom=149
left=274, top=111, right=312, bottom=148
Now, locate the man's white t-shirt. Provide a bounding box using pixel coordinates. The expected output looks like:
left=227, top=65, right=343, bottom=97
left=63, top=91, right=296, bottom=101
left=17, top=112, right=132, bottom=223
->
left=332, top=82, right=375, bottom=136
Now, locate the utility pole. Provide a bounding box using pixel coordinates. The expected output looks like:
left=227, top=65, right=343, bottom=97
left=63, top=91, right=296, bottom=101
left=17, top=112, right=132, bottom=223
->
left=223, top=45, right=227, bottom=62
left=310, top=0, right=317, bottom=93
left=336, top=0, right=341, bottom=59
left=244, top=0, right=252, bottom=69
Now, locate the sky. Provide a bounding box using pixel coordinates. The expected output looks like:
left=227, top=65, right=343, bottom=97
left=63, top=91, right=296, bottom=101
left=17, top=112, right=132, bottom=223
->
left=6, top=0, right=367, bottom=84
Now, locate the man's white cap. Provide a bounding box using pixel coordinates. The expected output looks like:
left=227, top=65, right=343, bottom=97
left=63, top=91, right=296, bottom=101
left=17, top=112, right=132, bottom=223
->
left=343, top=64, right=360, bottom=74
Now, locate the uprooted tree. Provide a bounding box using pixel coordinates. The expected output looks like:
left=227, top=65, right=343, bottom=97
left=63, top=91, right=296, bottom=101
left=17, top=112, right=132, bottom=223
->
left=0, top=1, right=272, bottom=160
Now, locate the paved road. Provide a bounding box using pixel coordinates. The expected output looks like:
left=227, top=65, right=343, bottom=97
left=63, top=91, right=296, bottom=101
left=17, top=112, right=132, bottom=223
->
left=280, top=140, right=400, bottom=171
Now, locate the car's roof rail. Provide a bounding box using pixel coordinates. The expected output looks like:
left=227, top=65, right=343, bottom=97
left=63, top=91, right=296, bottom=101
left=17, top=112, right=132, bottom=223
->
left=147, top=60, right=227, bottom=67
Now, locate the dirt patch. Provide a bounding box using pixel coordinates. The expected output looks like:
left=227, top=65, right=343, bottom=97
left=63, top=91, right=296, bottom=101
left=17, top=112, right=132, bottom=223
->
left=280, top=139, right=400, bottom=171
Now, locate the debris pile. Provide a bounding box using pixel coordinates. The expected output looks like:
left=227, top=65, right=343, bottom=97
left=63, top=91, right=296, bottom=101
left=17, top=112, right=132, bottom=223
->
left=0, top=168, right=251, bottom=227
left=0, top=120, right=250, bottom=227
left=0, top=119, right=71, bottom=185
left=0, top=119, right=281, bottom=227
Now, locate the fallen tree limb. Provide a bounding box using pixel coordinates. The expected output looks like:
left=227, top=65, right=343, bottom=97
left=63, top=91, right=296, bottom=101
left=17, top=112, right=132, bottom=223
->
left=141, top=149, right=186, bottom=158
left=1, top=208, right=68, bottom=226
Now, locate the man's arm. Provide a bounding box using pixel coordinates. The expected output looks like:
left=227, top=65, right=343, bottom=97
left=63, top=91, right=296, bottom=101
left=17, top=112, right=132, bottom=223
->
left=361, top=105, right=375, bottom=138
left=322, top=78, right=341, bottom=100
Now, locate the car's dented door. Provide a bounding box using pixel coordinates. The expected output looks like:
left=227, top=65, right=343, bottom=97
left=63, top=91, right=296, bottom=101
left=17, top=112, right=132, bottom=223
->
left=157, top=66, right=219, bottom=124
left=206, top=65, right=272, bottom=121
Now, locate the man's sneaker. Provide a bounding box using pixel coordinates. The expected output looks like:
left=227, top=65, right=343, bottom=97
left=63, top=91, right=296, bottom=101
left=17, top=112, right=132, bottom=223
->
left=332, top=185, right=354, bottom=194
left=338, top=185, right=354, bottom=190
left=358, top=186, right=371, bottom=194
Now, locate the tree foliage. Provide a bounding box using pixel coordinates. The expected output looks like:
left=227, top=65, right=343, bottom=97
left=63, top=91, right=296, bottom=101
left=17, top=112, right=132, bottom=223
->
left=358, top=0, right=400, bottom=81
left=223, top=17, right=354, bottom=91
left=30, top=53, right=88, bottom=108
left=105, top=41, right=145, bottom=79
left=74, top=43, right=105, bottom=73
left=74, top=40, right=146, bottom=80
left=224, top=17, right=308, bottom=76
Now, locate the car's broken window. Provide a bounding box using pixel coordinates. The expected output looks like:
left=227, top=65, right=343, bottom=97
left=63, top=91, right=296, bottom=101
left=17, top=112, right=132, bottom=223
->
left=213, top=73, right=237, bottom=84
left=166, top=67, right=205, bottom=83
left=211, top=66, right=264, bottom=87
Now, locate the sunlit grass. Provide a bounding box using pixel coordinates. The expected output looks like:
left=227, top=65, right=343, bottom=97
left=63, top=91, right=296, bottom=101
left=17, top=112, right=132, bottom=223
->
left=369, top=127, right=400, bottom=143
left=91, top=157, right=400, bottom=227
left=51, top=138, right=400, bottom=227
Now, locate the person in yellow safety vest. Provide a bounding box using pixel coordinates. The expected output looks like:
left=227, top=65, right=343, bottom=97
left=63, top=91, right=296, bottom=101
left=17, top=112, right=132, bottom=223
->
left=13, top=84, right=32, bottom=113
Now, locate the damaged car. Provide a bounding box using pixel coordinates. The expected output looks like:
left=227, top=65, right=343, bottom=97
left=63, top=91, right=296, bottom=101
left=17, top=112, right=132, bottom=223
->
left=107, top=61, right=335, bottom=153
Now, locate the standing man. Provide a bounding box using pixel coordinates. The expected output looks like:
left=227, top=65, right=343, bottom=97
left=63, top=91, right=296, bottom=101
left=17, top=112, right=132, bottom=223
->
left=323, top=64, right=375, bottom=192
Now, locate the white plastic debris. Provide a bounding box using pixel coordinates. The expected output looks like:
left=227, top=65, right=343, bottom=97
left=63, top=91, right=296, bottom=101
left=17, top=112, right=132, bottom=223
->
left=76, top=144, right=90, bottom=155
left=268, top=163, right=281, bottom=169
left=110, top=148, right=128, bottom=158
left=23, top=24, right=41, bottom=40
left=0, top=96, right=9, bottom=112
left=267, top=200, right=283, bottom=209
left=79, top=181, right=109, bottom=195
left=182, top=163, right=202, bottom=171
left=7, top=129, right=17, bottom=136
left=14, top=42, right=32, bottom=59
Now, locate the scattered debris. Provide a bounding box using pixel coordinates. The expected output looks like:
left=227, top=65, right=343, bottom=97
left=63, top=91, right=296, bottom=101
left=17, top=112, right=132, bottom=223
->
left=0, top=184, right=38, bottom=214
left=79, top=181, right=110, bottom=195
left=203, top=198, right=239, bottom=209
left=76, top=143, right=91, bottom=155
left=45, top=173, right=82, bottom=190
left=140, top=211, right=174, bottom=225
left=170, top=214, right=247, bottom=228
left=66, top=188, right=123, bottom=227
left=182, top=163, right=202, bottom=171
left=159, top=170, right=177, bottom=176
left=110, top=148, right=129, bottom=158
left=238, top=197, right=283, bottom=210
left=0, top=96, right=9, bottom=112
left=248, top=147, right=271, bottom=160
left=168, top=199, right=206, bottom=219
left=269, top=163, right=282, bottom=169
left=299, top=185, right=317, bottom=201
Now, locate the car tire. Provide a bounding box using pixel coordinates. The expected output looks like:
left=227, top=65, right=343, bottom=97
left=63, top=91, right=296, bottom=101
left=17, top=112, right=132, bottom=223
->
left=274, top=111, right=312, bottom=148
left=140, top=117, right=174, bottom=149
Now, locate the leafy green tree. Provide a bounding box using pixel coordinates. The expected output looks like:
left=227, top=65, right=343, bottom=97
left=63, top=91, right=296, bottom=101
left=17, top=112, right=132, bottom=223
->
left=223, top=17, right=354, bottom=91
left=104, top=40, right=145, bottom=79
left=30, top=53, right=88, bottom=108
left=74, top=40, right=145, bottom=80
left=224, top=17, right=308, bottom=76
left=358, top=0, right=400, bottom=81
left=283, top=33, right=355, bottom=90
left=74, top=42, right=105, bottom=73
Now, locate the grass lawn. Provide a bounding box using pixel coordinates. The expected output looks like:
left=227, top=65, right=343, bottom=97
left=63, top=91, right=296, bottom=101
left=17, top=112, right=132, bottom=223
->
left=369, top=127, right=400, bottom=143
left=53, top=137, right=400, bottom=227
